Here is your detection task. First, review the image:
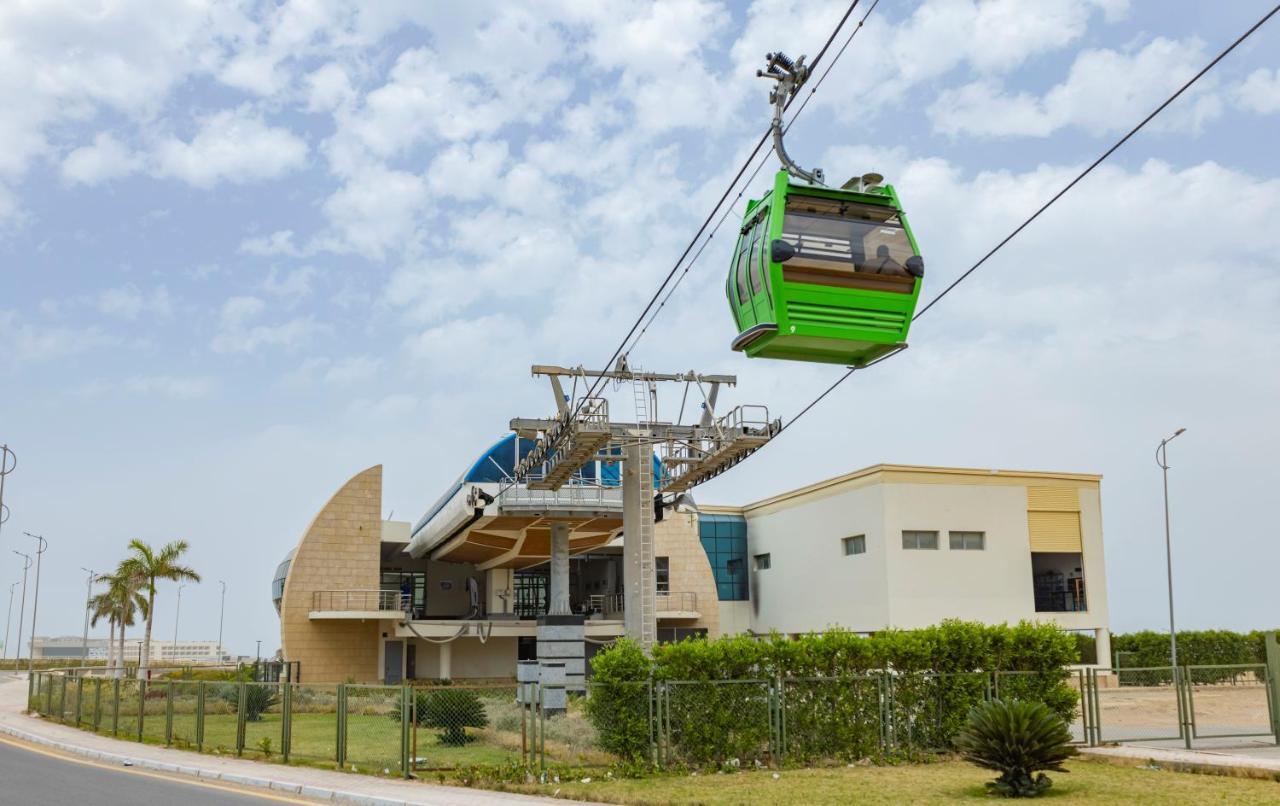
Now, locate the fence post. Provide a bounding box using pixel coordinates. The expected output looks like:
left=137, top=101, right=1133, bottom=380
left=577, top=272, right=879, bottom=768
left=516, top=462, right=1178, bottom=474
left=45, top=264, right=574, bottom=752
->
left=538, top=684, right=546, bottom=777
left=137, top=680, right=147, bottom=742
left=400, top=685, right=411, bottom=779
left=1265, top=632, right=1280, bottom=745
left=165, top=681, right=175, bottom=746
left=111, top=678, right=121, bottom=736
left=336, top=684, right=346, bottom=768
left=196, top=682, right=206, bottom=752
left=235, top=682, right=246, bottom=757
left=281, top=683, right=292, bottom=764
left=28, top=671, right=35, bottom=711
left=74, top=677, right=85, bottom=726
left=93, top=678, right=103, bottom=731
left=647, top=680, right=657, bottom=768
left=46, top=673, right=54, bottom=715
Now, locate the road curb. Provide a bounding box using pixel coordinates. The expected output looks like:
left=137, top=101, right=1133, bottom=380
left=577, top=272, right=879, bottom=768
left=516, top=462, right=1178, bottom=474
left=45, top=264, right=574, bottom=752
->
left=0, top=720, right=412, bottom=805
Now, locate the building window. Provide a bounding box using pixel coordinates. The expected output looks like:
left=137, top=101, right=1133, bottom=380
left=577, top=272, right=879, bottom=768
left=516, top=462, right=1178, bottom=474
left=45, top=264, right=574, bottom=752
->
left=842, top=535, right=866, bottom=556
left=901, top=530, right=938, bottom=550
left=753, top=553, right=771, bottom=571
left=949, top=531, right=985, bottom=550
left=656, top=556, right=670, bottom=594
left=697, top=514, right=749, bottom=601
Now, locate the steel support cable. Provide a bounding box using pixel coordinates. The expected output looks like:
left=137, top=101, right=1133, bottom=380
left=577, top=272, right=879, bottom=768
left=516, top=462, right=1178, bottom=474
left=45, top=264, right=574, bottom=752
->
left=627, top=0, right=881, bottom=358
left=773, top=2, right=1279, bottom=439
left=551, top=1, right=864, bottom=451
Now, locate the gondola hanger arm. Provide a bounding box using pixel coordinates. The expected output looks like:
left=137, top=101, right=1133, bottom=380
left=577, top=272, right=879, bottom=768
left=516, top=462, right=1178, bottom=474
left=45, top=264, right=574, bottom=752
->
left=758, top=51, right=824, bottom=186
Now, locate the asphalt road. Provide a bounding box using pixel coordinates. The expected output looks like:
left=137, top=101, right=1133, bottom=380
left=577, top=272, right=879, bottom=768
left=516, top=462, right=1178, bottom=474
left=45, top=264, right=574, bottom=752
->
left=0, top=734, right=317, bottom=806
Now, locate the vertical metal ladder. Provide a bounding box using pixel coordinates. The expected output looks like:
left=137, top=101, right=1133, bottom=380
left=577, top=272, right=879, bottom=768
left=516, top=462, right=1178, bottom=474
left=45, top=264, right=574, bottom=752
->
left=636, top=442, right=657, bottom=649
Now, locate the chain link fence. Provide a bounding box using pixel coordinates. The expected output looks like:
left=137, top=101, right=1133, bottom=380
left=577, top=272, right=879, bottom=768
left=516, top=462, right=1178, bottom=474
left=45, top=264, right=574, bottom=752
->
left=26, top=660, right=1280, bottom=779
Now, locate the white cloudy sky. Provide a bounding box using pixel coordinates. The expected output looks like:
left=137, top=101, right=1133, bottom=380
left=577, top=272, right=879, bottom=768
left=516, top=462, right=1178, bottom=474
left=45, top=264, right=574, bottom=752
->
left=1, top=1, right=1278, bottom=655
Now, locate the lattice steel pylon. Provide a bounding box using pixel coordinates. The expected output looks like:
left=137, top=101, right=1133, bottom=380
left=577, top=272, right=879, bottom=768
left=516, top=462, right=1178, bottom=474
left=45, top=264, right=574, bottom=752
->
left=511, top=363, right=779, bottom=650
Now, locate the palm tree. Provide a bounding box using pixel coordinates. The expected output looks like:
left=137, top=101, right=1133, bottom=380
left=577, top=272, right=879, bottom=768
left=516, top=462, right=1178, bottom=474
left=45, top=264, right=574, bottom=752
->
left=91, top=569, right=146, bottom=678
left=119, top=540, right=200, bottom=679
left=87, top=589, right=116, bottom=673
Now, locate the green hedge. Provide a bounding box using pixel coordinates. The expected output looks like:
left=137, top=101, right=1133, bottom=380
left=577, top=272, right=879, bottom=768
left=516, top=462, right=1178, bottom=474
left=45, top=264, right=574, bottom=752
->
left=587, top=621, right=1080, bottom=764
left=1110, top=629, right=1275, bottom=668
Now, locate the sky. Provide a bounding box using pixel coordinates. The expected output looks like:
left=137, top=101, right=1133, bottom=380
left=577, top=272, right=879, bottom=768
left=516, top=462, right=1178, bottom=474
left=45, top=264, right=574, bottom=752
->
left=0, top=0, right=1277, bottom=657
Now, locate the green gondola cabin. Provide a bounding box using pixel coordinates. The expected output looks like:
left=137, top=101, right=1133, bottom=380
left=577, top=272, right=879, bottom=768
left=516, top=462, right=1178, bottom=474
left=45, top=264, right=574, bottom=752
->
left=727, top=169, right=924, bottom=365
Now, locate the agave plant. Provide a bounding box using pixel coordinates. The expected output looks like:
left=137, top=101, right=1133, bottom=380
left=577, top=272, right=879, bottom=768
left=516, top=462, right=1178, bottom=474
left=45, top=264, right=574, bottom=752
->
left=954, top=699, right=1077, bottom=798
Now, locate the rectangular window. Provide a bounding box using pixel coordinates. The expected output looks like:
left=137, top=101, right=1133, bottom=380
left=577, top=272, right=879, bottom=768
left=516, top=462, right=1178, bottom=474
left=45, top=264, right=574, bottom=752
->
left=753, top=553, right=771, bottom=571
left=656, top=556, right=670, bottom=594
left=842, top=535, right=866, bottom=556
left=949, top=531, right=985, bottom=550
left=901, top=530, right=938, bottom=550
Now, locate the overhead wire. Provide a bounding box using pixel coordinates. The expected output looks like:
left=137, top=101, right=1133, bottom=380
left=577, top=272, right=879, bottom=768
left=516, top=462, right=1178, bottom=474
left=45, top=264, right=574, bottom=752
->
left=774, top=2, right=1280, bottom=439
left=555, top=0, right=866, bottom=440
left=628, top=0, right=882, bottom=360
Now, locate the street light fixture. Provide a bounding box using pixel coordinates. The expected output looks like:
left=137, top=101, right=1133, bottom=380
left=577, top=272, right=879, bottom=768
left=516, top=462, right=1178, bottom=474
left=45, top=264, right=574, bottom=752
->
left=12, top=551, right=31, bottom=665
left=217, top=580, right=227, bottom=664
left=4, top=581, right=19, bottom=663
left=22, top=533, right=45, bottom=676
left=80, top=568, right=95, bottom=667
left=1156, top=428, right=1187, bottom=672
left=172, top=582, right=186, bottom=666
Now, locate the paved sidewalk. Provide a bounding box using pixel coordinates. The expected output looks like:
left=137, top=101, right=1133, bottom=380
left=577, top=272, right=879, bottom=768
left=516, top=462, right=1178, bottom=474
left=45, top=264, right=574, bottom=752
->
left=1081, top=741, right=1280, bottom=780
left=0, top=675, right=571, bottom=805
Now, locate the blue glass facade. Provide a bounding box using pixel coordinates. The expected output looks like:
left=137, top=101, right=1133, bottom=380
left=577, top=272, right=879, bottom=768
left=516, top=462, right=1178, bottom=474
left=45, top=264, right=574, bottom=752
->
left=698, top=514, right=749, bottom=601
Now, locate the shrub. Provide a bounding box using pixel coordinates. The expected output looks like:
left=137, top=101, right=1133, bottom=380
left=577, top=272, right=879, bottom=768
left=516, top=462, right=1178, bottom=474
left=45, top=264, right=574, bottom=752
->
left=955, top=699, right=1076, bottom=798
left=584, top=639, right=652, bottom=761
left=215, top=684, right=279, bottom=722
left=416, top=688, right=489, bottom=746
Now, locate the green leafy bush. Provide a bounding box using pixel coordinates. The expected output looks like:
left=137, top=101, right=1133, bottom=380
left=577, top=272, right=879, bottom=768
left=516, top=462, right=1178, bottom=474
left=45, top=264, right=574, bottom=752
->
left=415, top=688, right=489, bottom=746
left=583, top=640, right=652, bottom=761
left=955, top=699, right=1076, bottom=797
left=215, top=684, right=279, bottom=722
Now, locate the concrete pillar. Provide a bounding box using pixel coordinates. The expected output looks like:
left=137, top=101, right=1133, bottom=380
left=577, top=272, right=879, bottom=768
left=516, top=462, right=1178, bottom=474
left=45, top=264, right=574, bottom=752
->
left=622, top=441, right=656, bottom=650
left=1094, top=627, right=1112, bottom=669
left=549, top=523, right=571, bottom=616
left=438, top=641, right=452, bottom=681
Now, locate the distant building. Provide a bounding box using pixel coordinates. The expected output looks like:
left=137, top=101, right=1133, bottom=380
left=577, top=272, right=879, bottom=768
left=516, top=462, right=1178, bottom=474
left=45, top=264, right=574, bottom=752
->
left=30, top=636, right=229, bottom=664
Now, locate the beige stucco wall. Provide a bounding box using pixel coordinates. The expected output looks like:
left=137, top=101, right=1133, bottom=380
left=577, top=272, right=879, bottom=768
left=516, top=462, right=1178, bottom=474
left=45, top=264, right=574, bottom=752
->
left=279, top=465, right=384, bottom=683
left=408, top=637, right=518, bottom=680
left=654, top=512, right=720, bottom=638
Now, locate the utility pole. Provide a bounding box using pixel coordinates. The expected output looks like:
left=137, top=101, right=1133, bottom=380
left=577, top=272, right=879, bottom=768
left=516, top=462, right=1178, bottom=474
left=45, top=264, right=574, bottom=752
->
left=217, top=580, right=227, bottom=663
left=1156, top=429, right=1187, bottom=671
left=172, top=582, right=186, bottom=665
left=4, top=581, right=18, bottom=662
left=12, top=552, right=30, bottom=665
left=79, top=568, right=94, bottom=667
left=0, top=445, right=14, bottom=549
left=22, top=533, right=45, bottom=676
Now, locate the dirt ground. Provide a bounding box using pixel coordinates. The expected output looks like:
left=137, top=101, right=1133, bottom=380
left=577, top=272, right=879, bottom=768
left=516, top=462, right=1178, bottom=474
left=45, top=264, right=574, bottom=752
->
left=1094, top=682, right=1271, bottom=733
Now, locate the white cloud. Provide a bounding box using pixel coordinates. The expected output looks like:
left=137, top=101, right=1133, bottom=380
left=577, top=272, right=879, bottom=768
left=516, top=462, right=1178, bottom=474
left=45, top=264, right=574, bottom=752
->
left=320, top=167, right=429, bottom=260
left=96, top=284, right=173, bottom=320
left=61, top=133, right=143, bottom=185
left=324, top=355, right=383, bottom=386
left=0, top=310, right=112, bottom=364
left=1235, top=68, right=1280, bottom=115
left=211, top=295, right=319, bottom=354
left=240, top=229, right=305, bottom=257
left=82, top=375, right=215, bottom=400
left=262, top=266, right=317, bottom=299
left=929, top=37, right=1222, bottom=137
left=153, top=105, right=308, bottom=188
left=304, top=62, right=356, bottom=112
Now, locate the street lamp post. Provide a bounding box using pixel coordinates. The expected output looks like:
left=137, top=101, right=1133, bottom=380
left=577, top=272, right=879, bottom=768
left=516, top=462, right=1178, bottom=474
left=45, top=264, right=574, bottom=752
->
left=1156, top=428, right=1187, bottom=671
left=12, top=552, right=30, bottom=665
left=4, top=581, right=18, bottom=662
left=217, top=580, right=226, bottom=664
left=80, top=567, right=94, bottom=667
left=0, top=444, right=14, bottom=547
left=22, top=533, right=45, bottom=676
left=172, top=582, right=186, bottom=666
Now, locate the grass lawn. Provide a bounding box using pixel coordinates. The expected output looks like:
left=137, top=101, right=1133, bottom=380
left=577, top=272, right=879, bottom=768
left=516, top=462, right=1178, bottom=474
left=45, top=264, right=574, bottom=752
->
left=501, top=759, right=1280, bottom=805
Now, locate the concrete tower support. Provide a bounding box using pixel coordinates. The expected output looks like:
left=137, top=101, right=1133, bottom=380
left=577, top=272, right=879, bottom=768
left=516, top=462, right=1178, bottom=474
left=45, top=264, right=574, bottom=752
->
left=623, top=441, right=657, bottom=650
left=537, top=521, right=583, bottom=707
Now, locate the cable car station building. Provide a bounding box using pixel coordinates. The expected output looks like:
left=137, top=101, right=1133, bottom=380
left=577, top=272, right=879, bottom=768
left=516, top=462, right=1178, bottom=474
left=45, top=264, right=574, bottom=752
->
left=273, top=454, right=1111, bottom=683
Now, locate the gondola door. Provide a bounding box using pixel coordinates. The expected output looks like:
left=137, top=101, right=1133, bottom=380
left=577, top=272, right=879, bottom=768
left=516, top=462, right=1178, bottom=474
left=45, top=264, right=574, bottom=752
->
left=747, top=204, right=775, bottom=326
left=729, top=217, right=758, bottom=332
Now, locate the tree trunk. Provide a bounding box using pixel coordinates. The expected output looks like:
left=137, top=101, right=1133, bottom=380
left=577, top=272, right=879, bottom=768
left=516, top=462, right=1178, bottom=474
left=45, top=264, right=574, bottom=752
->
left=138, top=587, right=155, bottom=680
left=106, top=619, right=116, bottom=673
left=117, top=622, right=127, bottom=680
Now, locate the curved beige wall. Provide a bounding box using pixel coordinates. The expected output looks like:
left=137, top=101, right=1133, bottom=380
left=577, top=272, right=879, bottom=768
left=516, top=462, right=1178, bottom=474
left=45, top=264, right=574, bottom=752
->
left=655, top=512, right=721, bottom=638
left=279, top=465, right=383, bottom=683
